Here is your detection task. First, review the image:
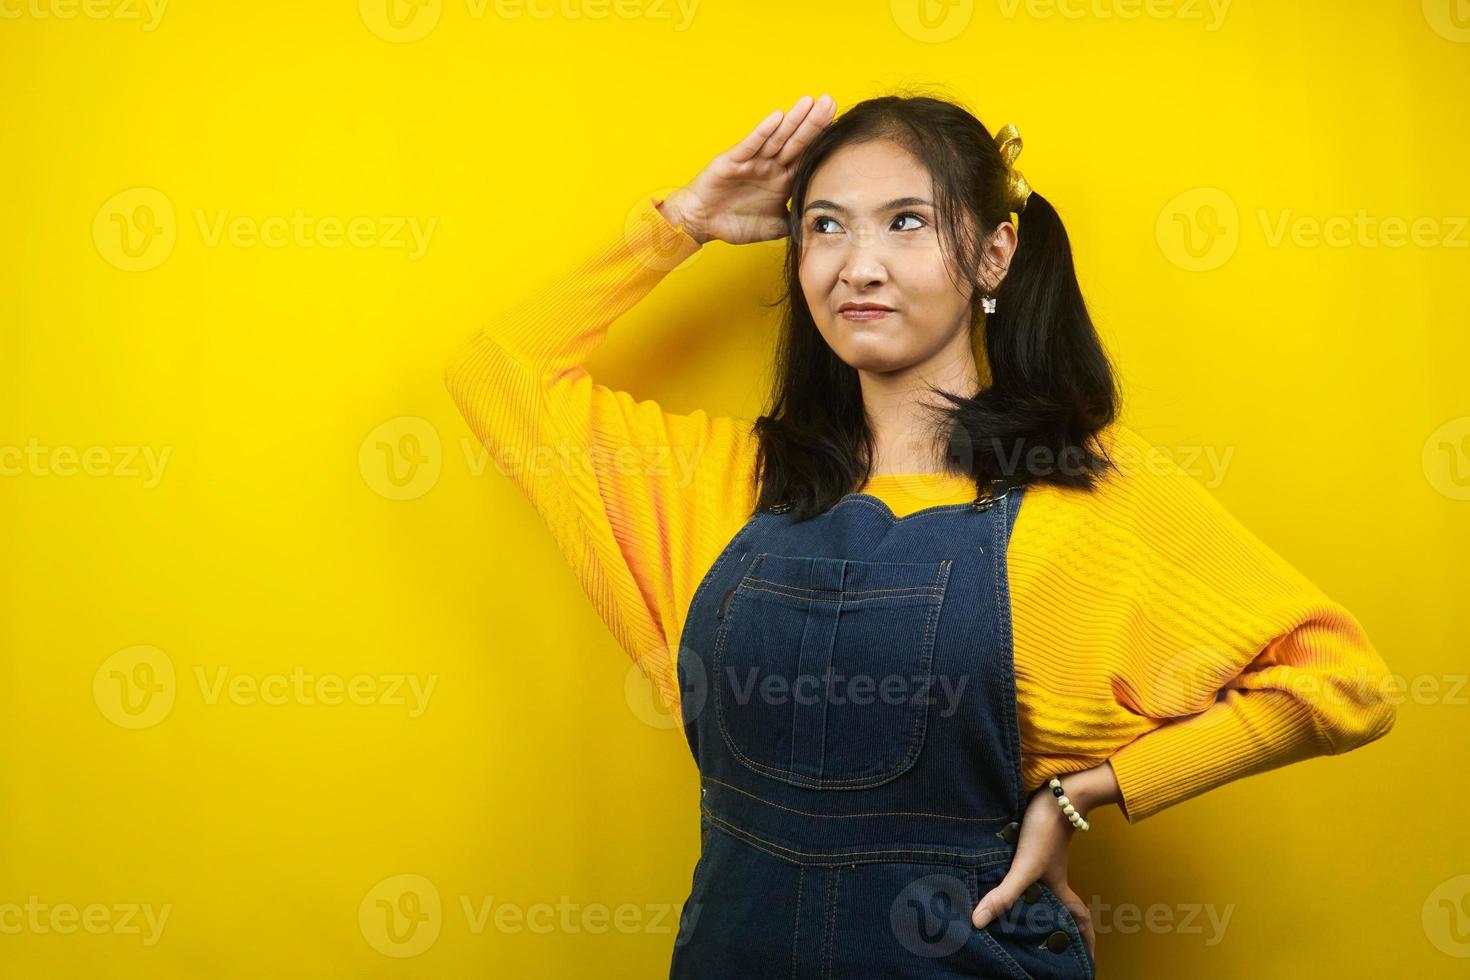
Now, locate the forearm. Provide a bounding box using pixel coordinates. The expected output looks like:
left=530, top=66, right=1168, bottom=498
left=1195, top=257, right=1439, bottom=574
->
left=1034, top=761, right=1123, bottom=821
left=454, top=194, right=701, bottom=374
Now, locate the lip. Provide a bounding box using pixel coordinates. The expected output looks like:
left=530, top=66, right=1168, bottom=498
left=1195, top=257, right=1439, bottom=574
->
left=838, top=302, right=896, bottom=321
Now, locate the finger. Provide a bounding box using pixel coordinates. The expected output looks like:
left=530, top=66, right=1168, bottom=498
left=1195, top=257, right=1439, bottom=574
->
left=1074, top=898, right=1096, bottom=959
left=970, top=877, right=1023, bottom=930
left=758, top=94, right=815, bottom=158
left=726, top=108, right=786, bottom=163
left=1055, top=886, right=1096, bottom=960
left=776, top=93, right=836, bottom=167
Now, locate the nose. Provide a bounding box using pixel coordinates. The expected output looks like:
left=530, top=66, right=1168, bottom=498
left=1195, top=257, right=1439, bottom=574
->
left=838, top=224, right=889, bottom=290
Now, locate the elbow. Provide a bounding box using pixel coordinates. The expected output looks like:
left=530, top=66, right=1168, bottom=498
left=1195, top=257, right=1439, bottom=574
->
left=1320, top=668, right=1399, bottom=755
left=440, top=329, right=531, bottom=450
left=1289, top=604, right=1400, bottom=756
left=1334, top=695, right=1397, bottom=755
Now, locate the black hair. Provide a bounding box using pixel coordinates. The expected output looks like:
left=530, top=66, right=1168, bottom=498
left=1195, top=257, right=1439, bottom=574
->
left=749, top=92, right=1121, bottom=520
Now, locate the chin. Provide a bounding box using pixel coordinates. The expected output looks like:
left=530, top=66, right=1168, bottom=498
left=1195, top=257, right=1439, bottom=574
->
left=815, top=319, right=920, bottom=372
left=831, top=343, right=917, bottom=375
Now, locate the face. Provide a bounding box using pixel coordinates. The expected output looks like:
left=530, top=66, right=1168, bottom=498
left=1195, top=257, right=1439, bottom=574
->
left=798, top=139, right=980, bottom=378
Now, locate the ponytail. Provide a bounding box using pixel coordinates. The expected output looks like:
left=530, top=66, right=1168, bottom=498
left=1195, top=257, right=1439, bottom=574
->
left=934, top=189, right=1120, bottom=492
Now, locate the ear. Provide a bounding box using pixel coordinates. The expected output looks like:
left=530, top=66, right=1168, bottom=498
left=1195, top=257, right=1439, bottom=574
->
left=978, top=219, right=1018, bottom=291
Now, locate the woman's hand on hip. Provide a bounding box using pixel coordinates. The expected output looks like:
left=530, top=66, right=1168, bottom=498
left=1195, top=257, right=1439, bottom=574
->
left=655, top=93, right=836, bottom=247
left=970, top=774, right=1099, bottom=961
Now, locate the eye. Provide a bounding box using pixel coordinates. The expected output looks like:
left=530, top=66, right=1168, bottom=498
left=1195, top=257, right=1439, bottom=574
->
left=810, top=213, right=927, bottom=234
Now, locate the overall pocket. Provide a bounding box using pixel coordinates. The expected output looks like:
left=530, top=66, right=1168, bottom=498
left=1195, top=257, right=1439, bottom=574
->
left=712, top=551, right=952, bottom=789
left=973, top=864, right=1096, bottom=980
left=1035, top=881, right=1096, bottom=979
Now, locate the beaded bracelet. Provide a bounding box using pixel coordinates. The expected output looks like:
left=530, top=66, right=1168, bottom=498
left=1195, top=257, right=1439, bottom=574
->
left=1048, top=776, right=1090, bottom=832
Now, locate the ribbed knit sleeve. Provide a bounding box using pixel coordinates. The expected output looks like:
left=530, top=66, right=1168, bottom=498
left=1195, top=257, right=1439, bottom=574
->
left=442, top=194, right=757, bottom=715
left=1009, top=423, right=1398, bottom=823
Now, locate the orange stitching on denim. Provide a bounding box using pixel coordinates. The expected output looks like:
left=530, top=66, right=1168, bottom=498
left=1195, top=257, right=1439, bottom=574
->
left=705, top=811, right=1011, bottom=866
left=736, top=583, right=946, bottom=606
left=735, top=578, right=940, bottom=602
left=790, top=865, right=804, bottom=980
left=821, top=867, right=837, bottom=980
left=977, top=928, right=1036, bottom=980
left=742, top=576, right=944, bottom=598
left=701, top=774, right=1010, bottom=824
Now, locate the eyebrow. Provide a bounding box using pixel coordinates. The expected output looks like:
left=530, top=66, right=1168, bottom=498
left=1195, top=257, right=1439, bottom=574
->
left=801, top=197, right=934, bottom=215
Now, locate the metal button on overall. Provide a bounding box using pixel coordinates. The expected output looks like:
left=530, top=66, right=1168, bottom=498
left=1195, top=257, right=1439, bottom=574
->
left=1047, top=929, right=1072, bottom=953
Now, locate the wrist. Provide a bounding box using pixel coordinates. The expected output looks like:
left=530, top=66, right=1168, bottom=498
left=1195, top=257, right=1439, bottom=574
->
left=654, top=189, right=708, bottom=246
left=1058, top=762, right=1122, bottom=818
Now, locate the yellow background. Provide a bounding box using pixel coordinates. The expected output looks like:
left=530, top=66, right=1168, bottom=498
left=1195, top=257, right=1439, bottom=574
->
left=2, top=0, right=1467, bottom=976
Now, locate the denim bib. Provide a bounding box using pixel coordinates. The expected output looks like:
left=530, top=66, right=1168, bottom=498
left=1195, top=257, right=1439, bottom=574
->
left=670, top=485, right=1096, bottom=979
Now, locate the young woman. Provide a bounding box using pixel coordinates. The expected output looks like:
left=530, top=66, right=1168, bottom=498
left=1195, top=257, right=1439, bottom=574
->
left=444, top=93, right=1397, bottom=978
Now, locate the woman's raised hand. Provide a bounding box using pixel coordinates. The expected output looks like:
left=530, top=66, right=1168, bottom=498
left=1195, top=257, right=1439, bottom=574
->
left=657, top=94, right=837, bottom=247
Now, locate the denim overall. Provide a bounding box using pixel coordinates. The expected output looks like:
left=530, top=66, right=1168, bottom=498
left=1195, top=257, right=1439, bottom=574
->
left=670, top=484, right=1096, bottom=979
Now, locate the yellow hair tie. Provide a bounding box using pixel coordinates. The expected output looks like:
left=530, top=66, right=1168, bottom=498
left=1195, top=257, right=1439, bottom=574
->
left=994, top=122, right=1032, bottom=217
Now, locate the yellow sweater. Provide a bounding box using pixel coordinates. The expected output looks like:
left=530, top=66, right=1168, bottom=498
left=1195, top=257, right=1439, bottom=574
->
left=443, top=193, right=1397, bottom=824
